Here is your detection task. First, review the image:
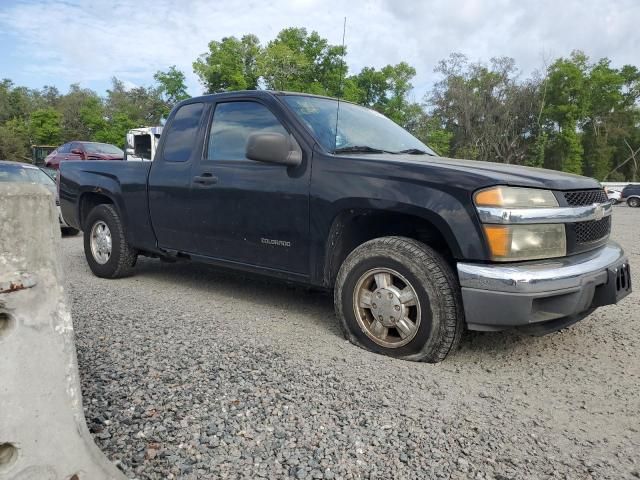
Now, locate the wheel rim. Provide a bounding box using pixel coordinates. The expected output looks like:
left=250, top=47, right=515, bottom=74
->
left=353, top=267, right=421, bottom=348
left=630, top=198, right=639, bottom=207
left=90, top=220, right=112, bottom=265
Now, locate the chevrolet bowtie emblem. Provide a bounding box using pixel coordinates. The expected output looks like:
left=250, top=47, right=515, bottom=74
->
left=593, top=203, right=604, bottom=221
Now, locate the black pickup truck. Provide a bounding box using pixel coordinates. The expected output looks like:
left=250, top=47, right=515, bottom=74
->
left=59, top=90, right=632, bottom=362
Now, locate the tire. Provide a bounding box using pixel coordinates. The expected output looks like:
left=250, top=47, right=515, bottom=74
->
left=62, top=227, right=79, bottom=236
left=627, top=197, right=640, bottom=208
left=334, top=236, right=464, bottom=363
left=83, top=204, right=137, bottom=278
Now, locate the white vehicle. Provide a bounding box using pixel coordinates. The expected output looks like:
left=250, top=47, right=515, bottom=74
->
left=125, top=126, right=163, bottom=162
left=605, top=187, right=622, bottom=204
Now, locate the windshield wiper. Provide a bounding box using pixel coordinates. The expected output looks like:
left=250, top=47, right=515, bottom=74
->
left=395, top=148, right=435, bottom=156
left=333, top=145, right=397, bottom=155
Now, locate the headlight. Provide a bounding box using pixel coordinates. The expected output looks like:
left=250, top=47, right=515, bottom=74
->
left=475, top=186, right=566, bottom=261
left=483, top=224, right=566, bottom=261
left=475, top=186, right=558, bottom=208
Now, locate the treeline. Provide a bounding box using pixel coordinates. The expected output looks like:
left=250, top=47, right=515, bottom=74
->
left=0, top=68, right=189, bottom=162
left=1, top=27, right=638, bottom=180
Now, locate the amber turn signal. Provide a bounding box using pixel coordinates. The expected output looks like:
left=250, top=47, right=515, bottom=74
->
left=483, top=225, right=511, bottom=258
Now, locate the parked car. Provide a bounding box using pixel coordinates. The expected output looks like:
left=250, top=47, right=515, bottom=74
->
left=604, top=187, right=622, bottom=204
left=59, top=91, right=632, bottom=362
left=44, top=141, right=124, bottom=169
left=40, top=166, right=58, bottom=181
left=0, top=160, right=78, bottom=235
left=621, top=184, right=640, bottom=207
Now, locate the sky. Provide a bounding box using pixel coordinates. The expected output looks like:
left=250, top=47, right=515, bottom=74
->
left=0, top=0, right=639, bottom=101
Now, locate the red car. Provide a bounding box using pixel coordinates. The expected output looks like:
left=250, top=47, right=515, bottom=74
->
left=44, top=141, right=124, bottom=169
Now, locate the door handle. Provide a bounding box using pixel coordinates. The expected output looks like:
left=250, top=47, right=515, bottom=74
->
left=193, top=174, right=218, bottom=186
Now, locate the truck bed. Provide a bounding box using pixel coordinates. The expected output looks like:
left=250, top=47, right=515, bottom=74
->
left=59, top=161, right=156, bottom=251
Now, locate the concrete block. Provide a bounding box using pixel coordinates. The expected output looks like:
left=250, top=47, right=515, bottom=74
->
left=0, top=183, right=126, bottom=479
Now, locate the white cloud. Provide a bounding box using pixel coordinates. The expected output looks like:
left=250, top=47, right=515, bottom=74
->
left=0, top=0, right=638, bottom=98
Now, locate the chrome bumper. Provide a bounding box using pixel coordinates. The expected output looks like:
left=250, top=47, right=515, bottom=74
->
left=457, top=241, right=630, bottom=331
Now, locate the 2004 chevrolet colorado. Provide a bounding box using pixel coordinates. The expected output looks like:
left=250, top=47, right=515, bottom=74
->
left=59, top=91, right=632, bottom=362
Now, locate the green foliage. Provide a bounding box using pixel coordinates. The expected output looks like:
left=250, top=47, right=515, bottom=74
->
left=154, top=66, right=190, bottom=104
left=429, top=54, right=541, bottom=165
left=0, top=118, right=30, bottom=161
left=105, top=78, right=165, bottom=126
left=537, top=50, right=640, bottom=178
left=258, top=28, right=345, bottom=96
left=348, top=63, right=422, bottom=126
left=409, top=114, right=453, bottom=156
left=30, top=108, right=62, bottom=145
left=59, top=84, right=103, bottom=140
left=92, top=113, right=138, bottom=148
left=154, top=66, right=190, bottom=118
left=0, top=27, right=638, bottom=180
left=0, top=67, right=187, bottom=159
left=193, top=35, right=261, bottom=93
left=528, top=133, right=548, bottom=168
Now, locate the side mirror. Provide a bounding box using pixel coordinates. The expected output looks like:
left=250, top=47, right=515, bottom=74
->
left=126, top=148, right=135, bottom=155
left=246, top=132, right=302, bottom=167
left=70, top=148, right=83, bottom=155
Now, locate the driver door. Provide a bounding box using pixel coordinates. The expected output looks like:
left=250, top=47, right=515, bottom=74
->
left=190, top=98, right=311, bottom=275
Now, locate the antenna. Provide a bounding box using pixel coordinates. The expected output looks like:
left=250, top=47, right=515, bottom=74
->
left=334, top=17, right=347, bottom=152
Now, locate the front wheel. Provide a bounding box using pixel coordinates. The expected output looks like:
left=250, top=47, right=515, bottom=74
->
left=334, top=237, right=464, bottom=363
left=627, top=197, right=640, bottom=208
left=83, top=204, right=137, bottom=278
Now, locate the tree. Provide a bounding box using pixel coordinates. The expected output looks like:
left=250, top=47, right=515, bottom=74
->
left=534, top=51, right=640, bottom=179
left=539, top=51, right=590, bottom=174
left=105, top=78, right=165, bottom=126
left=0, top=118, right=30, bottom=161
left=428, top=54, right=541, bottom=164
left=193, top=35, right=261, bottom=93
left=191, top=29, right=422, bottom=128
left=79, top=90, right=137, bottom=148
left=258, top=28, right=345, bottom=96
left=0, top=79, right=38, bottom=124
left=58, top=84, right=103, bottom=140
left=410, top=113, right=453, bottom=156
left=345, top=62, right=422, bottom=127
left=91, top=113, right=138, bottom=147
left=30, top=108, right=62, bottom=145
left=154, top=66, right=190, bottom=117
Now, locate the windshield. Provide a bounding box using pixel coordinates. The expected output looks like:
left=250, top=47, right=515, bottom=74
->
left=283, top=95, right=436, bottom=156
left=0, top=164, right=55, bottom=186
left=84, top=143, right=124, bottom=155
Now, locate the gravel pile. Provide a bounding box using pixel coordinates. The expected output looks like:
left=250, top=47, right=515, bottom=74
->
left=64, top=207, right=640, bottom=479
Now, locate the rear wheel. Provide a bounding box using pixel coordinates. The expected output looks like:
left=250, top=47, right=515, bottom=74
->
left=83, top=204, right=137, bottom=278
left=334, top=236, right=464, bottom=363
left=627, top=197, right=640, bottom=208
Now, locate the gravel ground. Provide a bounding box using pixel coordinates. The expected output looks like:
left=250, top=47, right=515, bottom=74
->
left=64, top=206, right=640, bottom=480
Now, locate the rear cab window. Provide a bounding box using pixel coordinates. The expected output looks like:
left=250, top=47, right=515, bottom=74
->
left=162, top=102, right=205, bottom=162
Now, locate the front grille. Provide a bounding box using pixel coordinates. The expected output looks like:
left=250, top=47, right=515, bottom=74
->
left=572, top=216, right=611, bottom=244
left=564, top=189, right=608, bottom=206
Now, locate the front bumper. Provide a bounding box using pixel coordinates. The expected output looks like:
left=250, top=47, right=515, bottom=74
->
left=457, top=241, right=631, bottom=332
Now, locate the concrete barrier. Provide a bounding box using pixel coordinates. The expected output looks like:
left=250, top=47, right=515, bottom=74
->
left=0, top=183, right=126, bottom=480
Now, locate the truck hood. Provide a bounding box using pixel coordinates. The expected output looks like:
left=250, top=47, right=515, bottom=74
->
left=364, top=154, right=601, bottom=191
